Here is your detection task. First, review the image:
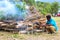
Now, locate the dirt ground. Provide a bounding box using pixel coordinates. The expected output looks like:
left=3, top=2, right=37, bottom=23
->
left=0, top=31, right=60, bottom=40
left=0, top=17, right=60, bottom=40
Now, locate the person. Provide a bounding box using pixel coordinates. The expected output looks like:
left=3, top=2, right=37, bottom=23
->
left=46, top=15, right=58, bottom=34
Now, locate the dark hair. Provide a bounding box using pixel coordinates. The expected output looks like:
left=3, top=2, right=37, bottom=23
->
left=46, top=15, right=51, bottom=19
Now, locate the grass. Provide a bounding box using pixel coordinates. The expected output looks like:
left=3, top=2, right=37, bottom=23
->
left=52, top=17, right=60, bottom=22
left=52, top=17, right=60, bottom=27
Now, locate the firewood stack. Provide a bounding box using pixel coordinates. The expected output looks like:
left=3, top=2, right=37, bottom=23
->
left=32, top=18, right=46, bottom=32
left=25, top=6, right=46, bottom=31
left=39, top=18, right=46, bottom=29
left=25, top=6, right=41, bottom=21
left=20, top=6, right=46, bottom=33
left=0, top=20, right=18, bottom=32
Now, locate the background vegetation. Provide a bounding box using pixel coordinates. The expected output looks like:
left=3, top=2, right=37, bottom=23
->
left=0, top=0, right=60, bottom=20
left=17, top=0, right=60, bottom=15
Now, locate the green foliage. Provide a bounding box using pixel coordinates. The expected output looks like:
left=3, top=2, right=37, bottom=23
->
left=36, top=1, right=59, bottom=15
left=51, top=2, right=59, bottom=14
left=16, top=4, right=25, bottom=11
left=0, top=11, right=5, bottom=20
left=15, top=0, right=26, bottom=11
left=16, top=4, right=22, bottom=10
left=36, top=2, right=49, bottom=15
left=23, top=0, right=36, bottom=6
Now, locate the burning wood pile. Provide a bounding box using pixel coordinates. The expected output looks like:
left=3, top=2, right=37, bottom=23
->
left=25, top=6, right=46, bottom=30
left=25, top=6, right=41, bottom=21
left=18, top=6, right=46, bottom=34
left=0, top=6, right=46, bottom=34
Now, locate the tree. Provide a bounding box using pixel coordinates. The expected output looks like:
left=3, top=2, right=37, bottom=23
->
left=36, top=1, right=59, bottom=15
left=13, top=0, right=60, bottom=15
left=23, top=0, right=36, bottom=6
left=51, top=2, right=59, bottom=14
left=36, top=1, right=51, bottom=15
left=0, top=11, right=5, bottom=20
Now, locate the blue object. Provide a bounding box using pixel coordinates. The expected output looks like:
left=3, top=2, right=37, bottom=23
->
left=46, top=19, right=58, bottom=31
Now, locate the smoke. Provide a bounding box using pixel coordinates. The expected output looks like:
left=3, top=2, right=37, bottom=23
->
left=0, top=0, right=27, bottom=21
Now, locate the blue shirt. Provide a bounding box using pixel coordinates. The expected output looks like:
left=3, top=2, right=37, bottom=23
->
left=46, top=19, right=58, bottom=31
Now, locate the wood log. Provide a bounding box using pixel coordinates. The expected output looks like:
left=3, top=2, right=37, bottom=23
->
left=1, top=24, right=8, bottom=27
left=19, top=30, right=27, bottom=34
left=27, top=27, right=33, bottom=31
